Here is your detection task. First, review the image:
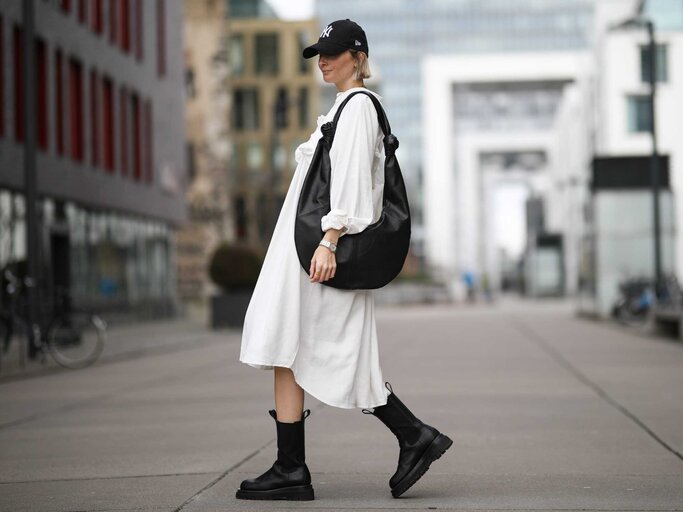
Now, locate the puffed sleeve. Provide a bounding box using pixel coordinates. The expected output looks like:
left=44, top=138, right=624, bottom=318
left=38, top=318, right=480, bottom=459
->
left=321, top=94, right=380, bottom=237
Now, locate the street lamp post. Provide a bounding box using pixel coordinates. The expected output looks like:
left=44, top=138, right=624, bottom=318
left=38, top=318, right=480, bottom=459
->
left=644, top=19, right=663, bottom=298
left=610, top=15, right=663, bottom=298
left=23, top=0, right=41, bottom=359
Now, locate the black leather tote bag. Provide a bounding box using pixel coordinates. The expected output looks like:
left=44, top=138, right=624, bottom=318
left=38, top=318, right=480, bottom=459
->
left=294, top=90, right=411, bottom=290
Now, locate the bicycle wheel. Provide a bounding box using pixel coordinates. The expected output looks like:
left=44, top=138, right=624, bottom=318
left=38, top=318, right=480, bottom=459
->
left=47, top=312, right=106, bottom=369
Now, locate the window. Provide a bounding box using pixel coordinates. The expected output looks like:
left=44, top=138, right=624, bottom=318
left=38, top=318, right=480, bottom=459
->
left=255, top=33, right=278, bottom=75
left=77, top=0, right=87, bottom=24
left=186, top=141, right=196, bottom=181
left=102, top=77, right=114, bottom=172
left=131, top=93, right=141, bottom=181
left=134, top=0, right=143, bottom=61
left=247, top=141, right=263, bottom=170
left=234, top=196, right=247, bottom=240
left=119, top=0, right=130, bottom=52
left=256, top=193, right=269, bottom=240
left=119, top=86, right=128, bottom=175
left=69, top=57, right=84, bottom=161
left=273, top=141, right=285, bottom=169
left=640, top=44, right=668, bottom=83
left=298, top=87, right=309, bottom=128
left=233, top=88, right=259, bottom=130
left=109, top=0, right=117, bottom=44
left=274, top=87, right=288, bottom=129
left=36, top=38, right=48, bottom=151
left=90, top=69, right=99, bottom=167
left=298, top=31, right=309, bottom=74
left=185, top=67, right=196, bottom=98
left=156, top=0, right=166, bottom=77
left=144, top=100, right=153, bottom=182
left=627, top=95, right=652, bottom=133
left=55, top=48, right=64, bottom=155
left=13, top=25, right=24, bottom=143
left=91, top=0, right=104, bottom=34
left=60, top=0, right=71, bottom=13
left=229, top=35, right=244, bottom=75
left=0, top=17, right=5, bottom=139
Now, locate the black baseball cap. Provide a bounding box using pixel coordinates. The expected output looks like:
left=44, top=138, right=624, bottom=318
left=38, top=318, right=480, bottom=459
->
left=303, top=19, right=369, bottom=59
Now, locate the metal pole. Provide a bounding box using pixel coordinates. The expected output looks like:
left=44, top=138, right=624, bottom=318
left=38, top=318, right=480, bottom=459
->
left=23, top=0, right=41, bottom=359
left=646, top=20, right=663, bottom=298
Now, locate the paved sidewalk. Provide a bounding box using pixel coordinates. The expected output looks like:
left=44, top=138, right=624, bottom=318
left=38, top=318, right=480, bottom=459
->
left=1, top=298, right=682, bottom=511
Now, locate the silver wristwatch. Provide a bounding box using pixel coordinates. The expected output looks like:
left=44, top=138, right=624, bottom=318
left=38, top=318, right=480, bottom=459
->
left=319, top=239, right=337, bottom=253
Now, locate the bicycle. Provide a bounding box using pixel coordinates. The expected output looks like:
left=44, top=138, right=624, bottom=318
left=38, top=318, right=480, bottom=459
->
left=46, top=285, right=107, bottom=369
left=0, top=270, right=107, bottom=372
left=611, top=277, right=653, bottom=327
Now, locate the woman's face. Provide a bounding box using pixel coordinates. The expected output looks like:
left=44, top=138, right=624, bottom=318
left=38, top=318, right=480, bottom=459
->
left=318, top=50, right=355, bottom=86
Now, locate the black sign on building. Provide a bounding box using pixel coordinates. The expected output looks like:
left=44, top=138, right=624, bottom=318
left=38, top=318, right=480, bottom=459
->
left=591, top=155, right=669, bottom=191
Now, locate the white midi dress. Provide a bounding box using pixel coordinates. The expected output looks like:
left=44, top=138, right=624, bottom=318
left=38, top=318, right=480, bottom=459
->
left=239, top=86, right=390, bottom=409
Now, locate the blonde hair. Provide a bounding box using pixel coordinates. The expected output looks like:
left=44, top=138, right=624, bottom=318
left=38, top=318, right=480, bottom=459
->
left=349, top=50, right=371, bottom=81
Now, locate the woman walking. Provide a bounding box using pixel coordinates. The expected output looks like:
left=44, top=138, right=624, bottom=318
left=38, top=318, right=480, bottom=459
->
left=236, top=19, right=452, bottom=501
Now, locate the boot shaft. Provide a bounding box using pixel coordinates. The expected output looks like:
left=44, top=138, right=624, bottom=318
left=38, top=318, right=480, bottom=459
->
left=269, top=409, right=310, bottom=470
left=365, top=383, right=438, bottom=447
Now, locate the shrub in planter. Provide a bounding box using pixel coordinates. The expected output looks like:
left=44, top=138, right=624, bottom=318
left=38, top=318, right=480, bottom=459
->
left=207, top=242, right=263, bottom=328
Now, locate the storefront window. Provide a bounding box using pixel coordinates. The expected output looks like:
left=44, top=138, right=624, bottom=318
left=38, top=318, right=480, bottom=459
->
left=0, top=191, right=174, bottom=316
left=62, top=201, right=173, bottom=312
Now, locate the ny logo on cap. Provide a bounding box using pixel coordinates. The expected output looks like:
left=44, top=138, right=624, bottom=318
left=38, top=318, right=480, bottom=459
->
left=321, top=25, right=333, bottom=38
left=355, top=40, right=362, bottom=46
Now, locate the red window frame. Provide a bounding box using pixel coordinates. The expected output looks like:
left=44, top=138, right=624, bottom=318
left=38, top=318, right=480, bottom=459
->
left=119, top=86, right=128, bottom=176
left=68, top=57, right=84, bottom=162
left=90, top=68, right=99, bottom=167
left=135, top=0, right=143, bottom=61
left=109, top=0, right=117, bottom=44
left=55, top=48, right=64, bottom=155
left=102, top=77, right=115, bottom=172
left=119, top=0, right=130, bottom=53
left=77, top=0, right=87, bottom=24
left=131, top=93, right=141, bottom=181
left=156, top=0, right=165, bottom=77
left=91, top=0, right=104, bottom=34
left=36, top=38, right=48, bottom=151
left=145, top=99, right=153, bottom=182
left=13, top=25, right=24, bottom=143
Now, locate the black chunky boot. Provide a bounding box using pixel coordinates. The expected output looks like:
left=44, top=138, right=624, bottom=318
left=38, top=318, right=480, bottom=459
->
left=363, top=382, right=452, bottom=498
left=235, top=409, right=314, bottom=501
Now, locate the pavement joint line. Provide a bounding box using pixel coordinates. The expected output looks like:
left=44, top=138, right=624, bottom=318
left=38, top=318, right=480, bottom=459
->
left=171, top=438, right=275, bottom=512
left=0, top=471, right=222, bottom=485
left=0, top=355, right=231, bottom=430
left=172, top=402, right=328, bottom=511
left=506, top=315, right=683, bottom=465
left=0, top=332, right=224, bottom=384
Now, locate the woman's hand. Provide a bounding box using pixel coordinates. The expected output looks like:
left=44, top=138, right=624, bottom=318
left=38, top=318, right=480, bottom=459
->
left=309, top=245, right=336, bottom=283
left=309, top=231, right=340, bottom=283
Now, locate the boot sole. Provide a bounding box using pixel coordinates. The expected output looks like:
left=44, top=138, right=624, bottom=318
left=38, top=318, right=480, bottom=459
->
left=235, top=484, right=315, bottom=501
left=391, top=433, right=453, bottom=498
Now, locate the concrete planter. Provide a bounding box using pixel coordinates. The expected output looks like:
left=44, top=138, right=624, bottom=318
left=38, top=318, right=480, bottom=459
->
left=210, top=288, right=254, bottom=329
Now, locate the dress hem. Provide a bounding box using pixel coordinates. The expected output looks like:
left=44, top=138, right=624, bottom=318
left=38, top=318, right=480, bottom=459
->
left=238, top=356, right=389, bottom=410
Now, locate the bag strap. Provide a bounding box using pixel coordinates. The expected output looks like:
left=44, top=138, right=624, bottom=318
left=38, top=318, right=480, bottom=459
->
left=330, top=90, right=391, bottom=137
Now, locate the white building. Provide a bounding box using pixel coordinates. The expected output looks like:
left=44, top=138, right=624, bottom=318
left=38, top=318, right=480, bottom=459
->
left=422, top=52, right=593, bottom=299
left=579, top=0, right=682, bottom=316
left=422, top=0, right=683, bottom=312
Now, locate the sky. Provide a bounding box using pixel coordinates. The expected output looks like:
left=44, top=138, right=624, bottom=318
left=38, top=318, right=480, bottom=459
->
left=266, top=0, right=315, bottom=20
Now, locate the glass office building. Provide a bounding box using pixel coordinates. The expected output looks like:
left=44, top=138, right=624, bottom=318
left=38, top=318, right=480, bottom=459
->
left=316, top=0, right=594, bottom=258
